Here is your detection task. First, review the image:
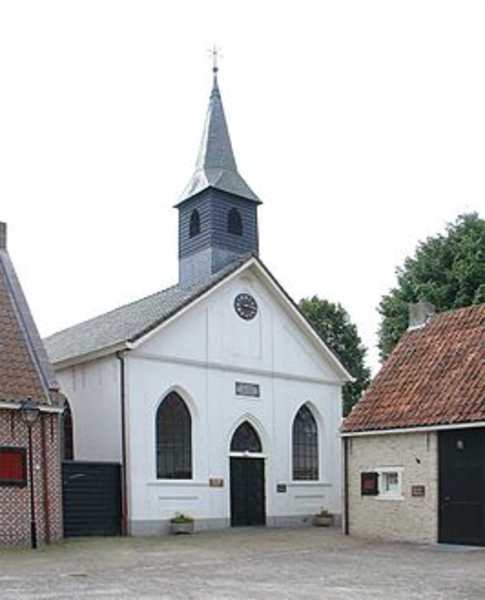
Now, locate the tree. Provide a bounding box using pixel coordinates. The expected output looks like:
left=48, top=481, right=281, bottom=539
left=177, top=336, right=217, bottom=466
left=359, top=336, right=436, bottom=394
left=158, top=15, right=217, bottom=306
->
left=378, top=212, right=485, bottom=360
left=299, top=296, right=371, bottom=416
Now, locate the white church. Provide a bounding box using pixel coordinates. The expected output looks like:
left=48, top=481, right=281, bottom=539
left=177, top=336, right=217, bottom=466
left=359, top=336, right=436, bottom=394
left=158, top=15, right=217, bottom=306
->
left=45, top=65, right=351, bottom=535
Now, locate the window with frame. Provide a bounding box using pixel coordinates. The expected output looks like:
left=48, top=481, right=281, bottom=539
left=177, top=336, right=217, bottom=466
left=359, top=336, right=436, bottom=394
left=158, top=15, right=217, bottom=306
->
left=0, top=447, right=27, bottom=487
left=189, top=209, right=201, bottom=237
left=62, top=402, right=74, bottom=460
left=230, top=421, right=262, bottom=453
left=156, top=392, right=192, bottom=479
left=292, top=405, right=319, bottom=480
left=376, top=467, right=403, bottom=500
left=227, top=208, right=243, bottom=236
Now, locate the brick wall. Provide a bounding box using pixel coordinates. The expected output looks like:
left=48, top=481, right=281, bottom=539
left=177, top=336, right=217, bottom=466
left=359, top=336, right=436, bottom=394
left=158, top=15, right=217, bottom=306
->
left=0, top=409, right=63, bottom=547
left=346, top=432, right=438, bottom=544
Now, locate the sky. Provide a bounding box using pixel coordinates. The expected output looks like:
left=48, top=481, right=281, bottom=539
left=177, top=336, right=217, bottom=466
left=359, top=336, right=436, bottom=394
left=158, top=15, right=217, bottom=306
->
left=1, top=1, right=484, bottom=373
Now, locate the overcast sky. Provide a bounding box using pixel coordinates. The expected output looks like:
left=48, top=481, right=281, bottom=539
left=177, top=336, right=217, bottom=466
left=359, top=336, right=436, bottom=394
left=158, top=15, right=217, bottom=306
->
left=1, top=1, right=484, bottom=373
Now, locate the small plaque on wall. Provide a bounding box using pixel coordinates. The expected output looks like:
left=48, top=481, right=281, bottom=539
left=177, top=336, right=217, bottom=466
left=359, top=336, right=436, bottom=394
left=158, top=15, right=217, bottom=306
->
left=411, top=485, right=425, bottom=497
left=235, top=381, right=260, bottom=398
left=209, top=478, right=224, bottom=488
left=277, top=483, right=287, bottom=493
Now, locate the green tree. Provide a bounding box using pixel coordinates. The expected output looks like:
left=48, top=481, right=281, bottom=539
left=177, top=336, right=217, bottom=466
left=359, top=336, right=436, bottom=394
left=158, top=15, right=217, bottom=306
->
left=378, top=212, right=485, bottom=360
left=299, top=296, right=371, bottom=416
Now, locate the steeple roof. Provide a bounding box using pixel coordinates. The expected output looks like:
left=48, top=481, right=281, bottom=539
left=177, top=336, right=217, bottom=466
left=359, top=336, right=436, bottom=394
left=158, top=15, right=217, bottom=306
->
left=177, top=67, right=261, bottom=205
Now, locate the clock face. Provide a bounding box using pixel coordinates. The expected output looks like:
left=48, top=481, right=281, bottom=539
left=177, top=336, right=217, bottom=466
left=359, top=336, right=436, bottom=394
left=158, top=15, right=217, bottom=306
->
left=234, top=293, right=258, bottom=320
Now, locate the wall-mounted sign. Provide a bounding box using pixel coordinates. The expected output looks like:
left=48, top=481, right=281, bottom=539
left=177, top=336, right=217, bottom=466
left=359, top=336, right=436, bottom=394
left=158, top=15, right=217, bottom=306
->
left=235, top=381, right=260, bottom=398
left=209, top=478, right=224, bottom=488
left=277, top=483, right=287, bottom=493
left=411, top=485, right=425, bottom=497
left=361, top=472, right=379, bottom=496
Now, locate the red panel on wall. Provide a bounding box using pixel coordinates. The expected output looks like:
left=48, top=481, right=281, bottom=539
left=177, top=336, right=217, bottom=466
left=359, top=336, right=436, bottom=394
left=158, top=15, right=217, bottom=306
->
left=0, top=447, right=27, bottom=486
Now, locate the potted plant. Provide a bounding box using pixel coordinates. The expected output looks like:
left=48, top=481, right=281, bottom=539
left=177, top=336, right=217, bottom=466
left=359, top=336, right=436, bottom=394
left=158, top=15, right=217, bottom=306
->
left=313, top=508, right=333, bottom=527
left=170, top=513, right=194, bottom=534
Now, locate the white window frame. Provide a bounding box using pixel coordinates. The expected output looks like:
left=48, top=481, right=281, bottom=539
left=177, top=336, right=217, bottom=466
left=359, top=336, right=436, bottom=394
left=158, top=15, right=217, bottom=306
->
left=376, top=467, right=404, bottom=500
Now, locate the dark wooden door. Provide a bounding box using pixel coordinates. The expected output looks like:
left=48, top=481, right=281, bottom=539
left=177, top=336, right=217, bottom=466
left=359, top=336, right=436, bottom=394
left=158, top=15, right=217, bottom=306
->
left=439, top=429, right=485, bottom=546
left=230, top=457, right=265, bottom=526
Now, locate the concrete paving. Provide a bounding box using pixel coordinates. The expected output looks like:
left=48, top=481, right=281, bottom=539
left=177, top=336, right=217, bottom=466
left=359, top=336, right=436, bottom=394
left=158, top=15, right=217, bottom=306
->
left=0, top=527, right=484, bottom=599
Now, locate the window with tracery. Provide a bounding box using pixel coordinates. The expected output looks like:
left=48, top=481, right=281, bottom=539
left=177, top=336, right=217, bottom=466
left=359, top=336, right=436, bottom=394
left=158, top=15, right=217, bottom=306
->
left=292, top=405, right=318, bottom=480
left=156, top=392, right=192, bottom=479
left=230, top=421, right=262, bottom=453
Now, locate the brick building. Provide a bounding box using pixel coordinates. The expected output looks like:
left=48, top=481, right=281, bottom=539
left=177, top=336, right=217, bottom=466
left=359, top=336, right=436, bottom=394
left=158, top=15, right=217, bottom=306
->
left=342, top=302, right=485, bottom=546
left=0, top=222, right=64, bottom=547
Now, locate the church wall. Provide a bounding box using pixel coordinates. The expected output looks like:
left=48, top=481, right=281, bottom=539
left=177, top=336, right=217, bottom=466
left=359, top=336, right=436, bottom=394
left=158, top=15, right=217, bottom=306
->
left=125, top=270, right=343, bottom=534
left=55, top=356, right=122, bottom=462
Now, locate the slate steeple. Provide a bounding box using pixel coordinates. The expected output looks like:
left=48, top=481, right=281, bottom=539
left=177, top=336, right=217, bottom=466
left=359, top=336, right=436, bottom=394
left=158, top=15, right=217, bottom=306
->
left=177, top=63, right=262, bottom=288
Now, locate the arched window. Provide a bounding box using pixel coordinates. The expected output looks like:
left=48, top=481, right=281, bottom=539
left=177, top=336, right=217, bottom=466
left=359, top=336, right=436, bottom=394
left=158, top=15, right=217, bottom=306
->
left=189, top=209, right=200, bottom=237
left=156, top=392, right=192, bottom=479
left=292, top=405, right=318, bottom=480
left=230, top=421, right=262, bottom=453
left=227, top=208, right=243, bottom=236
left=62, top=401, right=74, bottom=460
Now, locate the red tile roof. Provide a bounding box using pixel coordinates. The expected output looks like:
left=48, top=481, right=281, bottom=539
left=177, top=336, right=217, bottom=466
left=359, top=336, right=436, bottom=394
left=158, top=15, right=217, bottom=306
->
left=342, top=304, right=485, bottom=433
left=0, top=223, right=59, bottom=406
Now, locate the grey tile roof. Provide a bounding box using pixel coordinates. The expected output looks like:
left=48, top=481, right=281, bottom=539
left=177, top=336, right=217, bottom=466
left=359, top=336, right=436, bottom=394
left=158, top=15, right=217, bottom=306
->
left=44, top=255, right=253, bottom=365
left=177, top=72, right=261, bottom=205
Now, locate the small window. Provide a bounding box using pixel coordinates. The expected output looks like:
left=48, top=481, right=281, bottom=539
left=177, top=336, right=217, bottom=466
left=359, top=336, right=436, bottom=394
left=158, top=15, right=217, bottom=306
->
left=0, top=447, right=27, bottom=487
left=376, top=467, right=403, bottom=500
left=62, top=402, right=74, bottom=460
left=230, top=422, right=262, bottom=453
left=189, top=209, right=200, bottom=237
left=227, top=208, right=243, bottom=236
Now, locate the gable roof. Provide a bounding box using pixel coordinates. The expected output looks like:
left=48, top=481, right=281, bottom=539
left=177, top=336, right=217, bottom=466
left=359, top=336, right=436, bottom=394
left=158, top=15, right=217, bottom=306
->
left=44, top=255, right=254, bottom=366
left=44, top=254, right=352, bottom=382
left=342, top=304, right=485, bottom=434
left=0, top=223, right=60, bottom=406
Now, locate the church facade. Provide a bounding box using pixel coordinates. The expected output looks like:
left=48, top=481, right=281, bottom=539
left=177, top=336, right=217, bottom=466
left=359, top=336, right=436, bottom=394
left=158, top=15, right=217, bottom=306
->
left=45, top=67, right=351, bottom=535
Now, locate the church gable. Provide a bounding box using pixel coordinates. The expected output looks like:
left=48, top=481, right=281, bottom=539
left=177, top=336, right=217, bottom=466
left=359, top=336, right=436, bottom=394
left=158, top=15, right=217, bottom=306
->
left=134, top=260, right=349, bottom=385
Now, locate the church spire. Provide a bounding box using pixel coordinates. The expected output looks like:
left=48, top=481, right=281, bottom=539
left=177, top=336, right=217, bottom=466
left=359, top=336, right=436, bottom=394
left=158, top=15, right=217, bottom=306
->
left=178, top=57, right=261, bottom=205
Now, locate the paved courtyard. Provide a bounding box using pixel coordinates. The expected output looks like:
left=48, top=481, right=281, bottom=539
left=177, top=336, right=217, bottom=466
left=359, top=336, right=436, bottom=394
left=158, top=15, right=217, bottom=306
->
left=0, top=527, right=484, bottom=599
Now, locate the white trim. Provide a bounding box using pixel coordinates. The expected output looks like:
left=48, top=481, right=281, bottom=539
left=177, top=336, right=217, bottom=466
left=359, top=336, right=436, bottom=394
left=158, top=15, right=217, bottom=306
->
left=342, top=421, right=485, bottom=437
left=375, top=466, right=404, bottom=501
left=229, top=451, right=267, bottom=459
left=0, top=401, right=63, bottom=414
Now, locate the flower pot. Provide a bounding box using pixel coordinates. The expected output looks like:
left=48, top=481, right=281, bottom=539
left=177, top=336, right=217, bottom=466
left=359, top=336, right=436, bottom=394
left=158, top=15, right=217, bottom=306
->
left=313, top=514, right=333, bottom=527
left=170, top=521, right=194, bottom=534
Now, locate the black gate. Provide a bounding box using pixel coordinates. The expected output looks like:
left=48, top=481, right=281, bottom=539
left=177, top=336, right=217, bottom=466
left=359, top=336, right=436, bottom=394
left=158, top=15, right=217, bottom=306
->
left=230, top=457, right=266, bottom=526
left=439, top=429, right=485, bottom=546
left=62, top=461, right=122, bottom=537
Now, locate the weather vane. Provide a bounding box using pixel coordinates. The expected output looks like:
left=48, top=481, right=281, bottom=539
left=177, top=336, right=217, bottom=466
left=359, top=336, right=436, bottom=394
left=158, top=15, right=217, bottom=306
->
left=209, top=45, right=222, bottom=74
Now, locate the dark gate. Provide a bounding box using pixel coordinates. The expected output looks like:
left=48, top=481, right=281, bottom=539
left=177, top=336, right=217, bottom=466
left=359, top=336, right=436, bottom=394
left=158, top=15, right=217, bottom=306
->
left=62, top=461, right=122, bottom=537
left=230, top=457, right=265, bottom=526
left=439, top=429, right=485, bottom=546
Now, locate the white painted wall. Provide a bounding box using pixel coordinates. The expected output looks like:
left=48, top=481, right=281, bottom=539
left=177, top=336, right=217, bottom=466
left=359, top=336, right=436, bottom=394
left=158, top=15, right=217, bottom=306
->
left=55, top=265, right=346, bottom=533
left=56, top=356, right=122, bottom=463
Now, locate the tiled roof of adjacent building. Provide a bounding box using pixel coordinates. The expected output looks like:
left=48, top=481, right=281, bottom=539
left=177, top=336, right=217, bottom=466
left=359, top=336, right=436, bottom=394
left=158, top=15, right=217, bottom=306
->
left=44, top=254, right=254, bottom=365
left=0, top=223, right=60, bottom=406
left=342, top=303, right=485, bottom=433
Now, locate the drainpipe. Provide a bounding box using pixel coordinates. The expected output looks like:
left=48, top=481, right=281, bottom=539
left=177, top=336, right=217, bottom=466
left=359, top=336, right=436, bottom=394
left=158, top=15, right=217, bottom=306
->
left=343, top=437, right=350, bottom=535
left=116, top=351, right=128, bottom=536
